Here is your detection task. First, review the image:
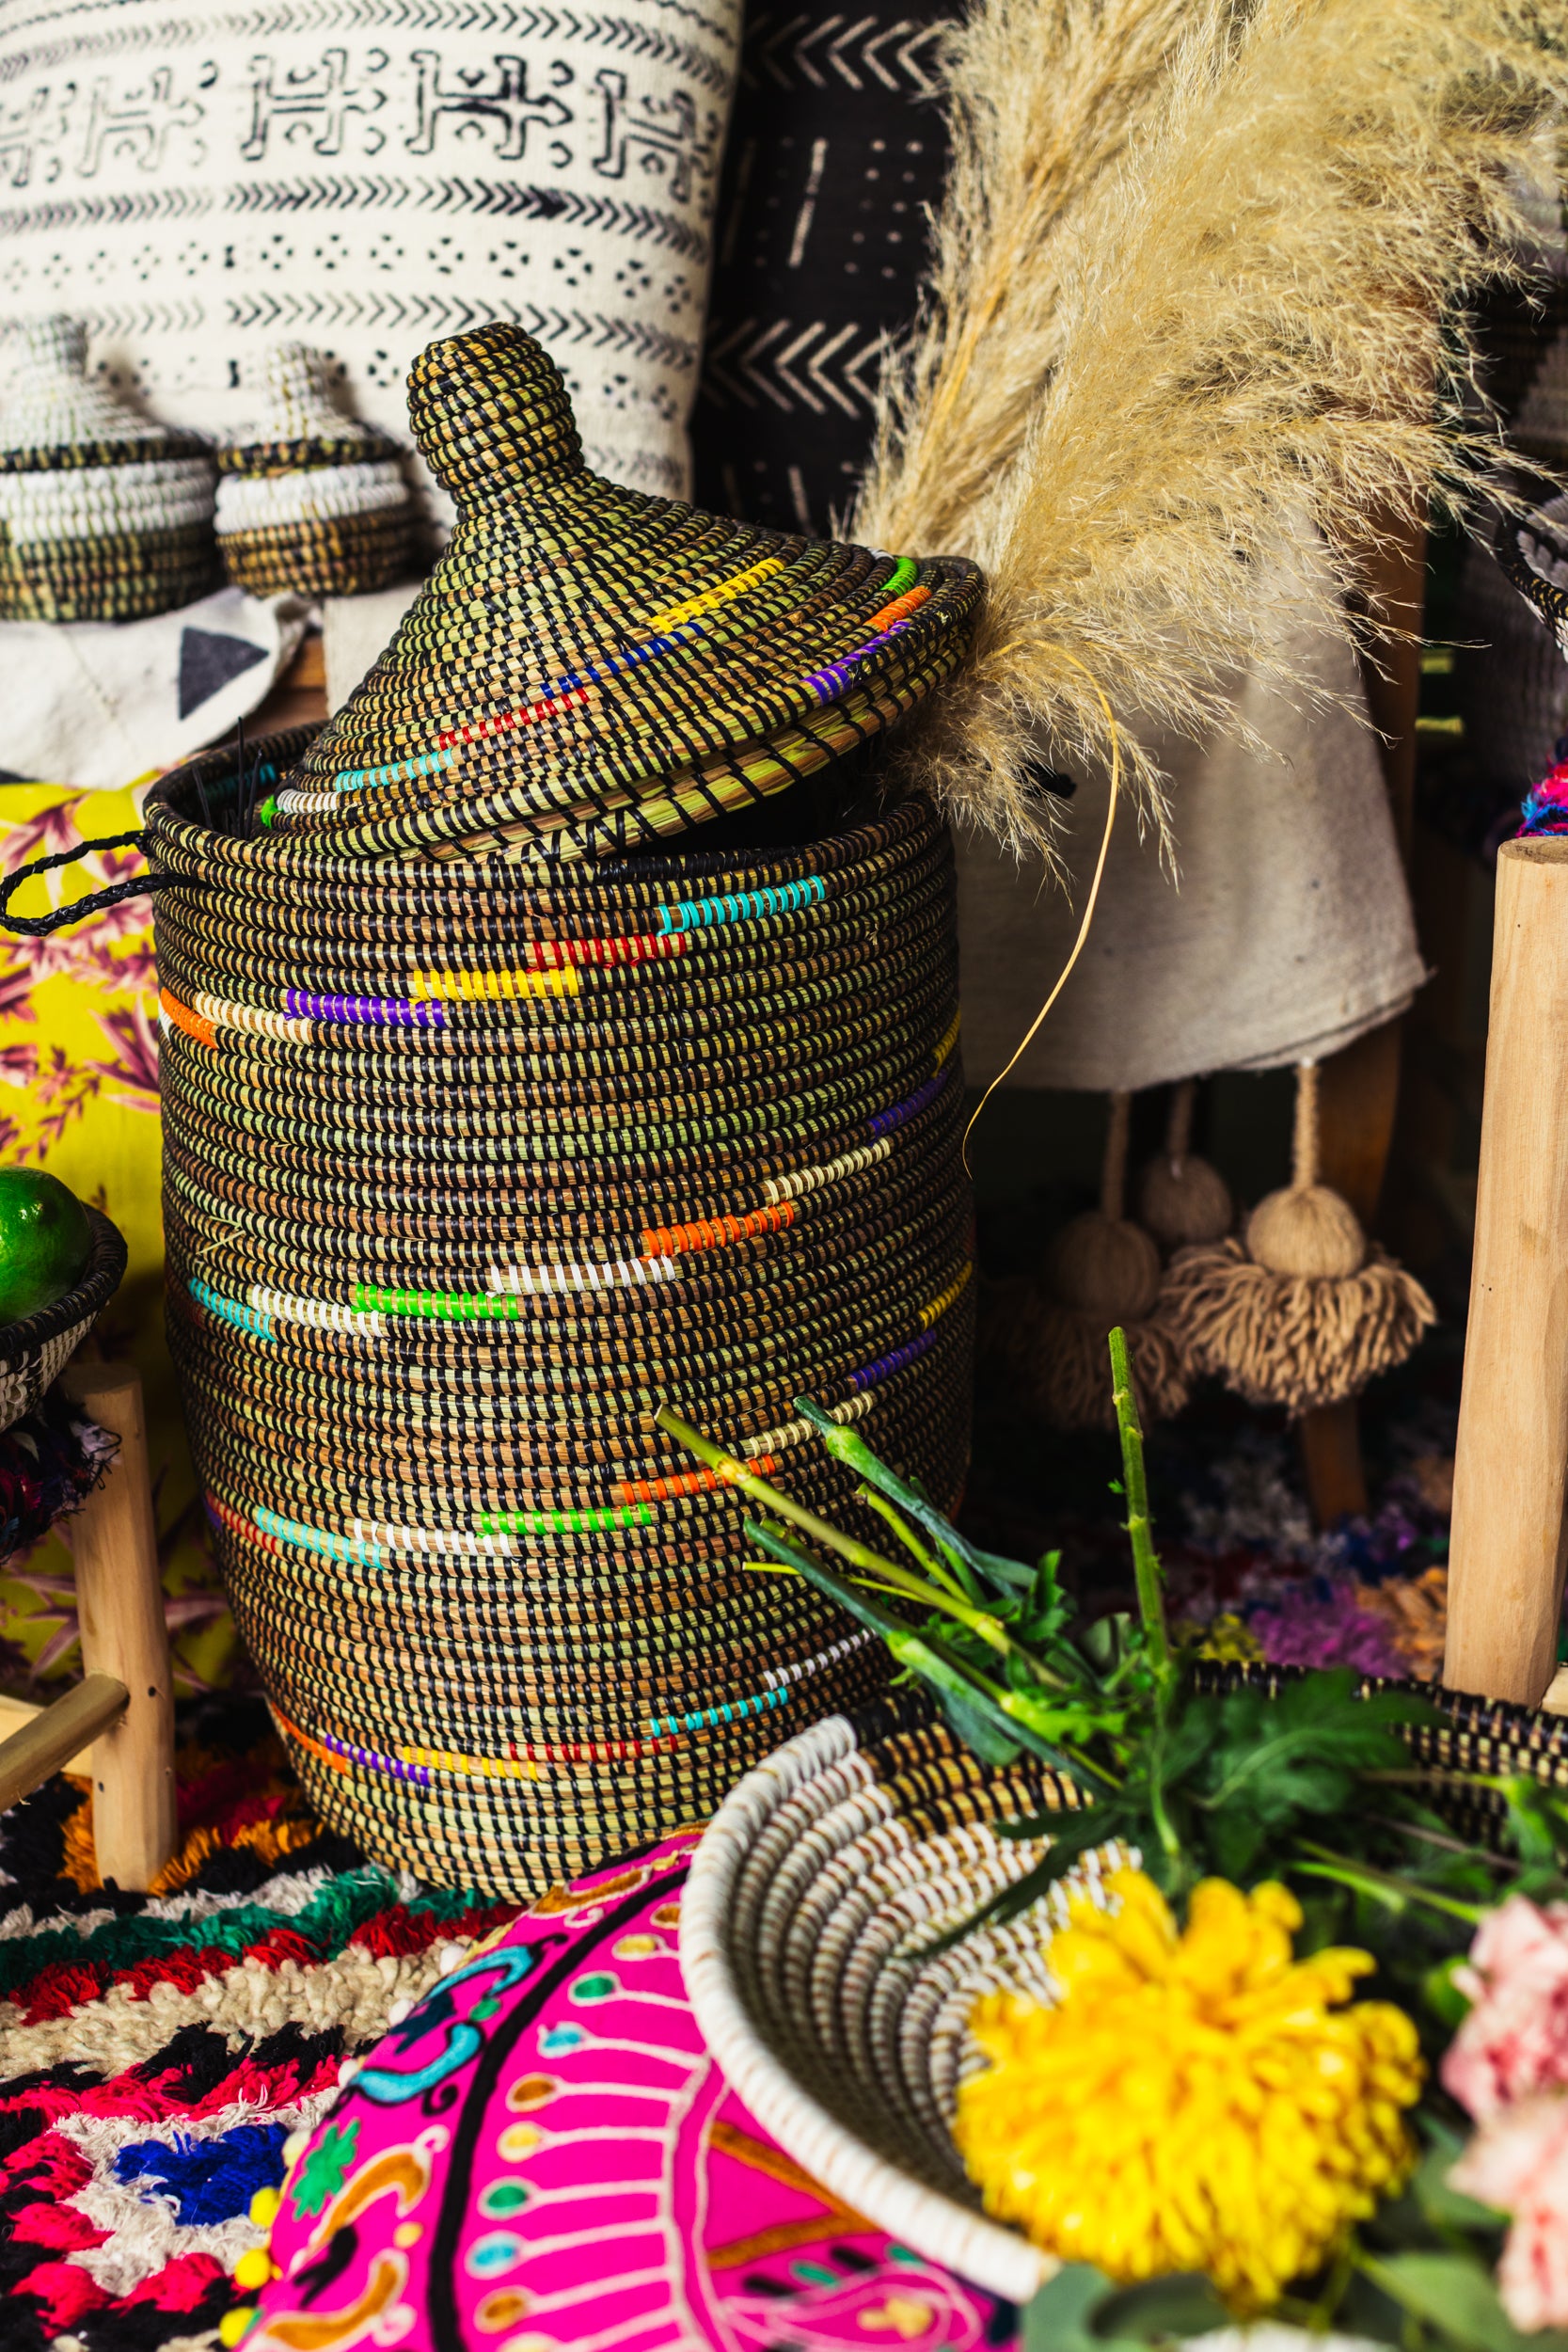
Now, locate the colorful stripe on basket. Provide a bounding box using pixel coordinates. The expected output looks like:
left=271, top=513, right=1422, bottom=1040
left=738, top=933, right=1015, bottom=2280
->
left=801, top=583, right=931, bottom=703
left=202, top=1261, right=969, bottom=1577
left=274, top=1704, right=686, bottom=1787
left=645, top=1629, right=878, bottom=1738
left=189, top=1279, right=276, bottom=1341
left=298, top=556, right=917, bottom=801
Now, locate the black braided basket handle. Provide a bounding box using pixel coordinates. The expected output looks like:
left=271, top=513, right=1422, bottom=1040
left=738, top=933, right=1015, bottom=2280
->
left=0, top=831, right=180, bottom=937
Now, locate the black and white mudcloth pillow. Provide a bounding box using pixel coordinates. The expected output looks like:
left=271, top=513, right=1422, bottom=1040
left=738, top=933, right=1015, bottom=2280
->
left=692, top=0, right=956, bottom=533
left=0, top=0, right=739, bottom=518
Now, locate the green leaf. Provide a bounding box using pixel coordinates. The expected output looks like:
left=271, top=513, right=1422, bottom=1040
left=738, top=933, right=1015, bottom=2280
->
left=1359, top=2252, right=1568, bottom=2352
left=1420, top=1953, right=1474, bottom=2030
left=1088, top=2276, right=1232, bottom=2341
left=941, top=1688, right=1024, bottom=1766
left=919, top=1805, right=1118, bottom=1954
left=1022, top=2265, right=1118, bottom=2352
left=1410, top=2138, right=1506, bottom=2233
left=793, top=1394, right=1037, bottom=1598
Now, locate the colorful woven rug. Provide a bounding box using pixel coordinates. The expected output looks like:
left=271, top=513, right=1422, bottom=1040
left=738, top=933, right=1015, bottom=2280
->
left=0, top=1697, right=515, bottom=2352
left=0, top=1703, right=1018, bottom=2352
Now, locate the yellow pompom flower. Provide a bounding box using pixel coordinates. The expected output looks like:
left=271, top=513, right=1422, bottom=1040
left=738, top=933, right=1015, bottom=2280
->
left=955, top=1868, right=1423, bottom=2311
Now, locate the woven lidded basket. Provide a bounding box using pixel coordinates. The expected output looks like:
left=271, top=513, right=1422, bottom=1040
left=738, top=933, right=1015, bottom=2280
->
left=0, top=317, right=216, bottom=624
left=148, top=326, right=983, bottom=1897
left=215, top=344, right=416, bottom=600
left=0, top=1206, right=126, bottom=1435
left=681, top=1679, right=1568, bottom=2300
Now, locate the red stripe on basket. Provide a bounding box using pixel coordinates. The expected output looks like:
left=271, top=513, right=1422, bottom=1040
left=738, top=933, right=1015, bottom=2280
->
left=526, top=932, right=689, bottom=970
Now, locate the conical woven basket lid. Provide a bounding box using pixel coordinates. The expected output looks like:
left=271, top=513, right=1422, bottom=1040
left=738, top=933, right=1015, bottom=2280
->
left=272, top=323, right=983, bottom=862
left=0, top=316, right=200, bottom=473
left=217, top=343, right=396, bottom=479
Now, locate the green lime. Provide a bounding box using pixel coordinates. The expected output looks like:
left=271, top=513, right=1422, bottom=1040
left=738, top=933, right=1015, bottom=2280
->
left=0, top=1168, right=93, bottom=1324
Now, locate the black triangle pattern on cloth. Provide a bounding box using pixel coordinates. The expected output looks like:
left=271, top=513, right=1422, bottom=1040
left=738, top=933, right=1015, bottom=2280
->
left=177, top=629, right=267, bottom=721
left=693, top=0, right=958, bottom=534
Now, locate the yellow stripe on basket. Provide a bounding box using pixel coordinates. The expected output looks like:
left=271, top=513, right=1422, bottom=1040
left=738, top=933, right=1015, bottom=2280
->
left=642, top=554, right=784, bottom=633
left=406, top=964, right=580, bottom=1003
left=919, top=1263, right=974, bottom=1329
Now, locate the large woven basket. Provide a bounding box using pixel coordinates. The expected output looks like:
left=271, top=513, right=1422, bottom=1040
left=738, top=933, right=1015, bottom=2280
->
left=148, top=731, right=974, bottom=1898
left=681, top=1681, right=1568, bottom=2301
left=0, top=1205, right=126, bottom=1435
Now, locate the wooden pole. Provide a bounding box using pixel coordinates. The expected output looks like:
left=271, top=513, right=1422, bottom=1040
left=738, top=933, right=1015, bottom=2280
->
left=0, top=1675, right=127, bottom=1814
left=55, top=1363, right=177, bottom=1887
left=1297, top=509, right=1426, bottom=1528
left=1447, top=836, right=1568, bottom=1706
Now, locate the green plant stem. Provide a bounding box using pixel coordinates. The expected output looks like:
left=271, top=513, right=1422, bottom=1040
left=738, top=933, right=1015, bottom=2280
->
left=855, top=1482, right=969, bottom=1601
left=1108, top=1327, right=1171, bottom=1683
left=656, top=1405, right=1063, bottom=1680
left=1292, top=1840, right=1487, bottom=1924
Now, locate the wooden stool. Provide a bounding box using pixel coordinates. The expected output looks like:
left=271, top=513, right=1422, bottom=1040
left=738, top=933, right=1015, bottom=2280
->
left=0, top=1362, right=177, bottom=1888
left=1447, top=836, right=1568, bottom=1705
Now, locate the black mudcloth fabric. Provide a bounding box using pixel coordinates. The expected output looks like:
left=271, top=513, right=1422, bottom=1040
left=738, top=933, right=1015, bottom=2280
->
left=692, top=0, right=958, bottom=533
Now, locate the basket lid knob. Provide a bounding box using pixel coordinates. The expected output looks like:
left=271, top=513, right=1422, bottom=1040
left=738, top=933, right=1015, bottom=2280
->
left=407, top=323, right=583, bottom=507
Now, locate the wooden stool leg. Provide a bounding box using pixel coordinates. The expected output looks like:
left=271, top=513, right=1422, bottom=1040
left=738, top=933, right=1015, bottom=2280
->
left=1294, top=510, right=1425, bottom=1527
left=1447, top=838, right=1568, bottom=1705
left=55, top=1363, right=177, bottom=1888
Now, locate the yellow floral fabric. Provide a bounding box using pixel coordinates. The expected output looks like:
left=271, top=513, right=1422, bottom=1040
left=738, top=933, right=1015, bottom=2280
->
left=0, top=784, right=238, bottom=1692
left=956, top=1867, right=1423, bottom=2310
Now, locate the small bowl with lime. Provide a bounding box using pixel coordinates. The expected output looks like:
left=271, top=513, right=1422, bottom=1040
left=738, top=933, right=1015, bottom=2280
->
left=0, top=1171, right=127, bottom=1430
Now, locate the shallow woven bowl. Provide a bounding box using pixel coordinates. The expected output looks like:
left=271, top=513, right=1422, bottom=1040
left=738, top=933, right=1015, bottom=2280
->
left=682, top=1680, right=1568, bottom=2301
left=0, top=1205, right=127, bottom=1432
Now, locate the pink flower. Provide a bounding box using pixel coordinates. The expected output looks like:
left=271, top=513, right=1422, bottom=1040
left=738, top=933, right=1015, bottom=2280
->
left=1451, top=2096, right=1568, bottom=2331
left=1442, top=1897, right=1568, bottom=2119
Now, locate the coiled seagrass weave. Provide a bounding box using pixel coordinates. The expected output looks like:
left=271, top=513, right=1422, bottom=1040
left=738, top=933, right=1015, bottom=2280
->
left=145, top=326, right=984, bottom=1896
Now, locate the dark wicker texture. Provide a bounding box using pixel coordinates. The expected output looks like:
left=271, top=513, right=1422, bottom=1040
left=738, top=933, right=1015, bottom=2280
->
left=270, top=323, right=984, bottom=864
left=149, top=722, right=974, bottom=1898
left=0, top=1203, right=126, bottom=1434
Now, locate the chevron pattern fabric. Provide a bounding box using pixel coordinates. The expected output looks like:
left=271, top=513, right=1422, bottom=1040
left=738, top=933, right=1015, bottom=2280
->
left=0, top=0, right=740, bottom=522
left=692, top=0, right=956, bottom=534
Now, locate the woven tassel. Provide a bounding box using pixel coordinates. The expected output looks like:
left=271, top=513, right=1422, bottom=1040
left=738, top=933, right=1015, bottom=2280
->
left=994, top=1092, right=1190, bottom=1430
left=1134, top=1078, right=1234, bottom=1251
left=1163, top=1061, right=1434, bottom=1414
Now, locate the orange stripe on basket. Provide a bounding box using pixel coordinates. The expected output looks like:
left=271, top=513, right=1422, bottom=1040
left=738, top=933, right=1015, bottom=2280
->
left=616, top=1455, right=779, bottom=1505
left=641, top=1201, right=797, bottom=1256
left=160, top=989, right=217, bottom=1048
left=864, top=583, right=931, bottom=632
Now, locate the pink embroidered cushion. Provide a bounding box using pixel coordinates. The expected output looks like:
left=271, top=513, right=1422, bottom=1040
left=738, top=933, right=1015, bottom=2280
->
left=245, top=1831, right=1015, bottom=2350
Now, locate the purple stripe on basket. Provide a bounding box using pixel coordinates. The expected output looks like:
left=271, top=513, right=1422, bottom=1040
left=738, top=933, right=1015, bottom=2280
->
left=867, top=1063, right=949, bottom=1138
left=283, top=991, right=446, bottom=1029
left=803, top=610, right=922, bottom=702
left=847, top=1325, right=938, bottom=1393
left=315, top=1725, right=433, bottom=1787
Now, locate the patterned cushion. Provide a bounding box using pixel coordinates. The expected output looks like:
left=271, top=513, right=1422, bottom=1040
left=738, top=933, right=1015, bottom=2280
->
left=692, top=0, right=955, bottom=533
left=246, top=1829, right=1019, bottom=2350
left=0, top=0, right=740, bottom=520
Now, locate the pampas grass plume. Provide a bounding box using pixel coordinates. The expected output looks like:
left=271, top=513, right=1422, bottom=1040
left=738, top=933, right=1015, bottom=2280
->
left=867, top=0, right=1568, bottom=853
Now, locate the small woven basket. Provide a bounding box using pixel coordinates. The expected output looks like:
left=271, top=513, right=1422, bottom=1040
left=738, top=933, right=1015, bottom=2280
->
left=682, top=1679, right=1568, bottom=2301
left=149, top=731, right=974, bottom=1897
left=0, top=1205, right=127, bottom=1434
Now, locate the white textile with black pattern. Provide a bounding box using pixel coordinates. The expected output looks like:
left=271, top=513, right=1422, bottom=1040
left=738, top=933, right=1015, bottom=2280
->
left=0, top=0, right=739, bottom=522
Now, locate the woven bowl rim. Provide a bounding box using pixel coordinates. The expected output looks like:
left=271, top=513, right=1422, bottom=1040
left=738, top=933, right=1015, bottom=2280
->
left=0, top=1202, right=127, bottom=1372
left=1496, top=500, right=1568, bottom=629
left=680, top=1709, right=1053, bottom=2304
left=682, top=1675, right=1568, bottom=2304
